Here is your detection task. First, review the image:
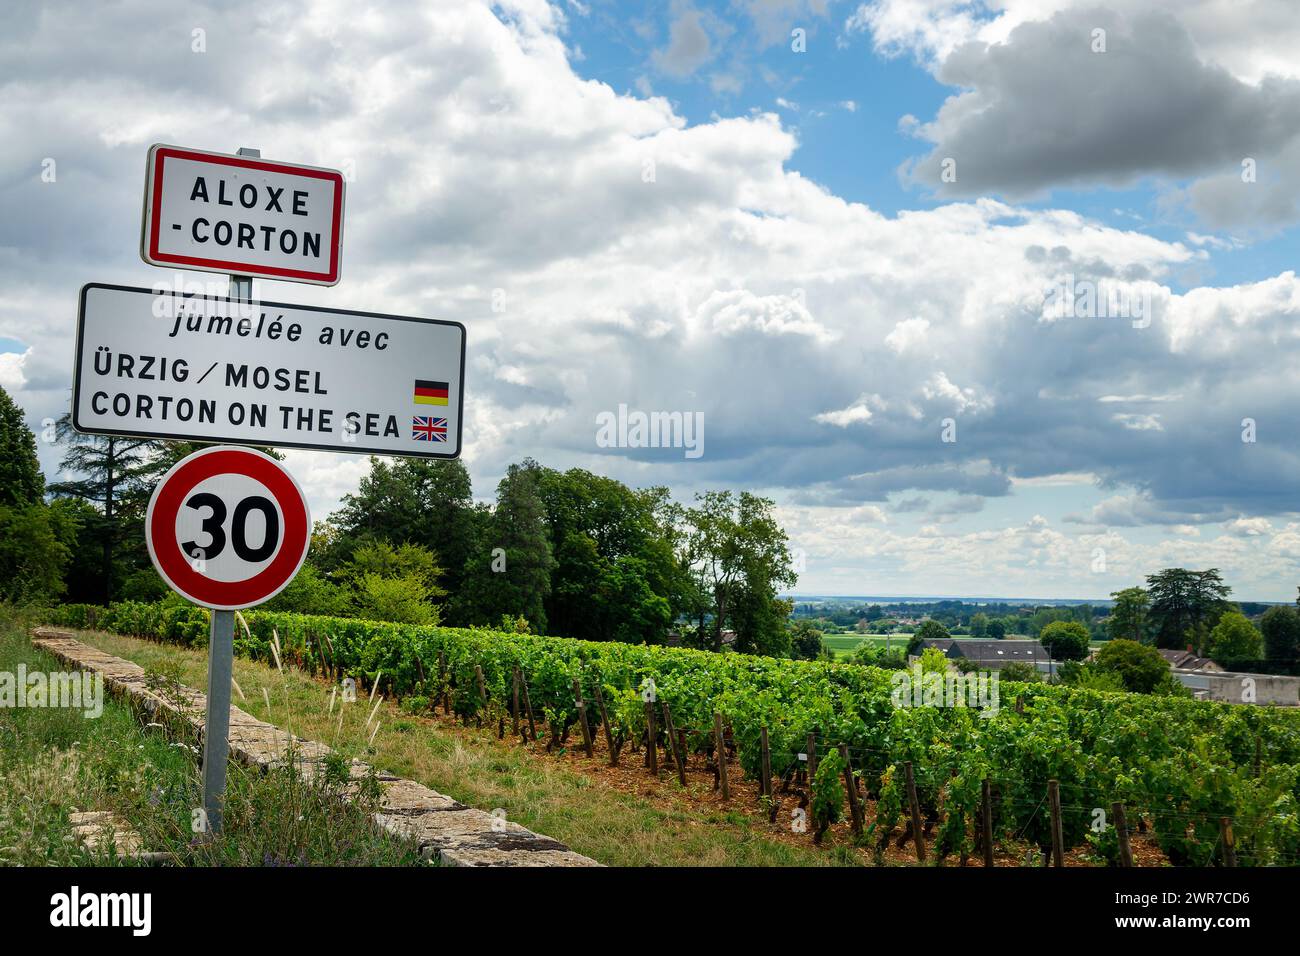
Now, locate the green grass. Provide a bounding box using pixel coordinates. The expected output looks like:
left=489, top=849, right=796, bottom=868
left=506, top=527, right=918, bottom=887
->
left=0, top=609, right=422, bottom=866
left=50, top=620, right=859, bottom=866
left=820, top=634, right=912, bottom=660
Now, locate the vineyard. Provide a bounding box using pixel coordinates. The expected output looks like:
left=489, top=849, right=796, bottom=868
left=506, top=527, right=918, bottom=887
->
left=44, top=601, right=1300, bottom=866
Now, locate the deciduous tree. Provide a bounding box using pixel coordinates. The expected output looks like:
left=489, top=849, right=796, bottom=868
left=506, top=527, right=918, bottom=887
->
left=1206, top=611, right=1264, bottom=669
left=1107, top=586, right=1149, bottom=643
left=1093, top=640, right=1171, bottom=694
left=907, top=619, right=950, bottom=655
left=1261, top=605, right=1300, bottom=669
left=1040, top=620, right=1091, bottom=662
left=684, top=490, right=796, bottom=652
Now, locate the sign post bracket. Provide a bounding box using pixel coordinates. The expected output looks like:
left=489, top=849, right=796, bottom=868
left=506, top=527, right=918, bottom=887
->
left=227, top=146, right=260, bottom=301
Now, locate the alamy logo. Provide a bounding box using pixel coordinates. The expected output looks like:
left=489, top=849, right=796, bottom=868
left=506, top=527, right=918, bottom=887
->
left=49, top=886, right=151, bottom=936
left=1042, top=274, right=1152, bottom=328
left=0, top=666, right=103, bottom=718
left=890, top=665, right=999, bottom=715
left=595, top=404, right=704, bottom=459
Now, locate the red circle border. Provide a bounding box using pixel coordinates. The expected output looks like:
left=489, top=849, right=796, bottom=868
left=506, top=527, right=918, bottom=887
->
left=146, top=448, right=310, bottom=609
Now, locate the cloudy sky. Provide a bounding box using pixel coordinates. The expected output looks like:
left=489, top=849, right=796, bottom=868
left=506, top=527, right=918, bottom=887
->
left=4, top=0, right=1300, bottom=600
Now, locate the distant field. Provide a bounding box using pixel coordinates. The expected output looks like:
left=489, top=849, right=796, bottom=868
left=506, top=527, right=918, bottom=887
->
left=820, top=633, right=912, bottom=660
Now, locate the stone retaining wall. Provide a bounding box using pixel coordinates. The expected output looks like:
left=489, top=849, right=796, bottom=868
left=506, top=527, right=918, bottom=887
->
left=30, top=627, right=600, bottom=867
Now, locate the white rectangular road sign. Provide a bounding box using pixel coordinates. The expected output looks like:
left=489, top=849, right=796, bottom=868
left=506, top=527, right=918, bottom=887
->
left=141, top=144, right=346, bottom=286
left=73, top=284, right=465, bottom=459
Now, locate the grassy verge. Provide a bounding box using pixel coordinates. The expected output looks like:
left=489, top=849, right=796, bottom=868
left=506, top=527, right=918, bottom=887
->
left=0, top=610, right=421, bottom=866
left=50, top=621, right=850, bottom=867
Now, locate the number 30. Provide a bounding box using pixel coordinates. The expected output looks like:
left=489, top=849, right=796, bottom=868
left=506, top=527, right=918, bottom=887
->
left=182, top=493, right=280, bottom=562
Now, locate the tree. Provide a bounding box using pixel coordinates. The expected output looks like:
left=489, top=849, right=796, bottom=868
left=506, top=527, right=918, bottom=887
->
left=1040, top=620, right=1091, bottom=662
left=264, top=562, right=351, bottom=617
left=1107, top=587, right=1149, bottom=643
left=48, top=497, right=104, bottom=603
left=330, top=457, right=479, bottom=618
left=341, top=540, right=446, bottom=625
left=599, top=556, right=673, bottom=645
left=1206, top=611, right=1264, bottom=669
left=1029, top=606, right=1076, bottom=636
left=1059, top=661, right=1127, bottom=693
left=907, top=619, right=950, bottom=655
left=0, top=388, right=79, bottom=603
left=1261, top=605, right=1300, bottom=669
left=986, top=618, right=1007, bottom=640
left=999, top=661, right=1039, bottom=683
left=459, top=463, right=555, bottom=631
left=0, top=501, right=75, bottom=602
left=1145, top=568, right=1232, bottom=649
left=790, top=620, right=826, bottom=660
left=1094, top=639, right=1172, bottom=694
left=684, top=491, right=796, bottom=652
left=969, top=612, right=989, bottom=638
left=532, top=467, right=685, bottom=643
left=47, top=414, right=160, bottom=603
left=0, top=385, right=42, bottom=506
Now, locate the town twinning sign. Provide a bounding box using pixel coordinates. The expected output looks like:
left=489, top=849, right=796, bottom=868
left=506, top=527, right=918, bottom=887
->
left=73, top=284, right=466, bottom=458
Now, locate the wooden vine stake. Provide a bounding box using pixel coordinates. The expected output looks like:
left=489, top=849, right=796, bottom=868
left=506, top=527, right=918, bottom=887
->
left=1047, top=779, right=1064, bottom=867
left=806, top=733, right=818, bottom=785
left=591, top=682, right=617, bottom=765
left=1112, top=802, right=1133, bottom=868
left=839, top=744, right=863, bottom=838
left=1220, top=817, right=1236, bottom=867
left=662, top=702, right=686, bottom=786
left=904, top=761, right=926, bottom=863
left=979, top=778, right=995, bottom=867
left=714, top=712, right=729, bottom=800
left=317, top=637, right=330, bottom=679
left=511, top=667, right=521, bottom=738
left=573, top=678, right=594, bottom=759
left=438, top=651, right=450, bottom=714
left=520, top=670, right=537, bottom=742
left=474, top=665, right=488, bottom=729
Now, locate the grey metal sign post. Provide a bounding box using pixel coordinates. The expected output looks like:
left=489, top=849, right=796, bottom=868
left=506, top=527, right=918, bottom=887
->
left=201, top=608, right=236, bottom=835
left=198, top=146, right=259, bottom=836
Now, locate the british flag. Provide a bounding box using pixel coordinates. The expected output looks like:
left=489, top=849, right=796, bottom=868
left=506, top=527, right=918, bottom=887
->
left=412, top=416, right=447, bottom=442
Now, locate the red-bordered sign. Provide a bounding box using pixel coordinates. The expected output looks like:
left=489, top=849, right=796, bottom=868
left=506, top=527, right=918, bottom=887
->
left=146, top=447, right=311, bottom=610
left=140, top=144, right=345, bottom=285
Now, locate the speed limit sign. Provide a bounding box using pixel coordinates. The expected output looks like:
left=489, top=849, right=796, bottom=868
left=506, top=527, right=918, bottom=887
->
left=145, top=445, right=311, bottom=610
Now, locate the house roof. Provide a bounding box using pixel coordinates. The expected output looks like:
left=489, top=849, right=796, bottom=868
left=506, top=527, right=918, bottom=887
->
left=919, top=638, right=1050, bottom=663
left=1158, top=649, right=1222, bottom=671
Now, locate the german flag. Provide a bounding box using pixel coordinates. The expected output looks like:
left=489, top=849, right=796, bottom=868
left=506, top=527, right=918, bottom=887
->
left=413, top=380, right=449, bottom=406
